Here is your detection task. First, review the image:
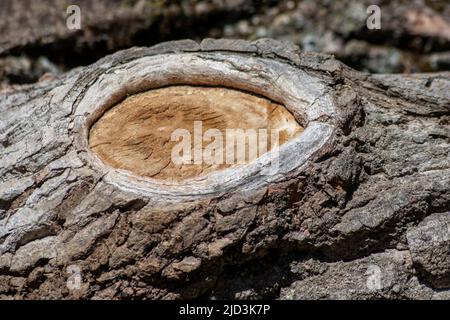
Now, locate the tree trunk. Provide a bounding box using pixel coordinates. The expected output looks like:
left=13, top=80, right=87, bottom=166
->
left=0, top=39, right=449, bottom=299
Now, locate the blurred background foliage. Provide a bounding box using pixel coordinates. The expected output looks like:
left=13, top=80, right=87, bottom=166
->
left=0, top=0, right=449, bottom=86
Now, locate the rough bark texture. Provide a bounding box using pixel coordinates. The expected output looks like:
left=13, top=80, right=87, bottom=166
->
left=0, top=39, right=449, bottom=299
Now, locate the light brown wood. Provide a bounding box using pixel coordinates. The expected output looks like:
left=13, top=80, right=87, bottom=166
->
left=89, top=85, right=303, bottom=181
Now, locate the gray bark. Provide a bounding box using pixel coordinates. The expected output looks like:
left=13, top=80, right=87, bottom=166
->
left=0, top=39, right=449, bottom=299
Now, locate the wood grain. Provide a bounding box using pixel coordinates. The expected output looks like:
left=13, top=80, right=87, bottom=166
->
left=89, top=85, right=303, bottom=181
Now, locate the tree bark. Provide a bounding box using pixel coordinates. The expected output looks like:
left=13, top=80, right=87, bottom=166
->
left=0, top=39, right=449, bottom=299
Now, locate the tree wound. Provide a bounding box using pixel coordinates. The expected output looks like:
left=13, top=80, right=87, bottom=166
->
left=75, top=52, right=335, bottom=197
left=89, top=85, right=303, bottom=181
